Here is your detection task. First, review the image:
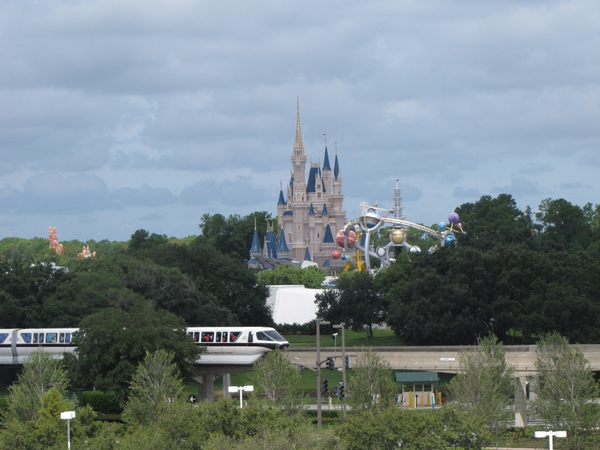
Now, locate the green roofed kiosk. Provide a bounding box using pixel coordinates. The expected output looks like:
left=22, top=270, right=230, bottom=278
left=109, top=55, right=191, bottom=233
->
left=395, top=371, right=440, bottom=408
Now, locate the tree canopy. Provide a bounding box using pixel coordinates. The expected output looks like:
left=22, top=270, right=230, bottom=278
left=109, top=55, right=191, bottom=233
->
left=66, top=301, right=200, bottom=399
left=315, top=271, right=385, bottom=340
left=379, top=194, right=600, bottom=345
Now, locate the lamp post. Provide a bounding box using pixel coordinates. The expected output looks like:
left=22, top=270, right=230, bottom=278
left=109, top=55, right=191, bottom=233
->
left=60, top=410, right=76, bottom=450
left=228, top=385, right=254, bottom=408
left=316, top=318, right=330, bottom=430
left=332, top=332, right=338, bottom=356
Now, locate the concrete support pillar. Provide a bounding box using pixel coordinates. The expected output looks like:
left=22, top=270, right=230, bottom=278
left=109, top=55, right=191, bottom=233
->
left=515, top=376, right=528, bottom=427
left=222, top=373, right=231, bottom=398
left=191, top=374, right=216, bottom=401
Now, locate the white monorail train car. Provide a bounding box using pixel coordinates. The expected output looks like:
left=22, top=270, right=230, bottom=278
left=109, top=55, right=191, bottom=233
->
left=186, top=326, right=289, bottom=365
left=0, top=328, right=79, bottom=365
left=0, top=326, right=289, bottom=366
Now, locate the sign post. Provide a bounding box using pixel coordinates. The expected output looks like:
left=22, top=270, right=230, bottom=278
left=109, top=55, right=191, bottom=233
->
left=534, top=430, right=567, bottom=450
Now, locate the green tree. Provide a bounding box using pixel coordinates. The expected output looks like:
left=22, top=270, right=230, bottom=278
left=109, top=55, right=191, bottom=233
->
left=257, top=264, right=325, bottom=288
left=119, top=401, right=208, bottom=450
left=128, top=229, right=169, bottom=251
left=2, top=349, right=69, bottom=422
left=200, top=211, right=276, bottom=260
left=440, top=405, right=491, bottom=450
left=67, top=300, right=200, bottom=399
left=257, top=264, right=304, bottom=286
left=300, top=265, right=326, bottom=288
left=456, top=193, right=531, bottom=247
left=0, top=260, right=73, bottom=327
left=41, top=256, right=130, bottom=326
left=0, top=388, right=78, bottom=450
left=315, top=271, right=384, bottom=340
left=119, top=398, right=330, bottom=450
left=0, top=349, right=107, bottom=450
left=120, top=257, right=219, bottom=325
left=0, top=237, right=49, bottom=261
left=448, top=335, right=514, bottom=449
left=346, top=347, right=397, bottom=413
left=122, top=349, right=186, bottom=425
left=385, top=245, right=496, bottom=345
left=535, top=198, right=591, bottom=249
left=522, top=249, right=600, bottom=343
left=250, top=348, right=302, bottom=408
left=135, top=237, right=273, bottom=326
left=336, top=408, right=448, bottom=450
left=533, top=333, right=600, bottom=449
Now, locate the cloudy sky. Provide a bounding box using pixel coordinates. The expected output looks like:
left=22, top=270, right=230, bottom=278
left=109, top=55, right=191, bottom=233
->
left=1, top=1, right=599, bottom=243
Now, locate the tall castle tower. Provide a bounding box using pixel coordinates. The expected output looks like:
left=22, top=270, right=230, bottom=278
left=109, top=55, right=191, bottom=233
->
left=276, top=100, right=346, bottom=267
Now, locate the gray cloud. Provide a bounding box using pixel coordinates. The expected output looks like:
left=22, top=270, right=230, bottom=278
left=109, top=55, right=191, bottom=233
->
left=0, top=0, right=599, bottom=241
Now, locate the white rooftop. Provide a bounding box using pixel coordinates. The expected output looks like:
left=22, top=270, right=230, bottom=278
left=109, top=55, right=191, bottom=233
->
left=266, top=285, right=324, bottom=325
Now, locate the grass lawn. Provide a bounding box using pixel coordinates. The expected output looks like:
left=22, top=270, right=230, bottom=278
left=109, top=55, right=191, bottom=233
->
left=284, top=327, right=403, bottom=347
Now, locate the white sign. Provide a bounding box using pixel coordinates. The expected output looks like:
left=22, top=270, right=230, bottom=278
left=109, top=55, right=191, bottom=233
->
left=60, top=411, right=76, bottom=420
left=535, top=431, right=567, bottom=438
left=440, top=357, right=455, bottom=361
left=228, top=385, right=254, bottom=408
left=535, top=430, right=566, bottom=450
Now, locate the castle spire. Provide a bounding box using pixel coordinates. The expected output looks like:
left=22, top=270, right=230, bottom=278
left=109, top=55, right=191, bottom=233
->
left=322, top=134, right=331, bottom=172
left=291, top=98, right=307, bottom=201
left=249, top=217, right=262, bottom=255
left=294, top=97, right=303, bottom=150
left=333, top=143, right=340, bottom=180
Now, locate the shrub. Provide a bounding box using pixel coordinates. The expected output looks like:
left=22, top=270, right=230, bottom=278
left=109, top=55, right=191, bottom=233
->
left=82, top=391, right=122, bottom=414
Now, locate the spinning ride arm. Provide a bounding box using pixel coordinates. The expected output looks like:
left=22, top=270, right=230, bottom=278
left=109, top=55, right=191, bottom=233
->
left=333, top=203, right=465, bottom=273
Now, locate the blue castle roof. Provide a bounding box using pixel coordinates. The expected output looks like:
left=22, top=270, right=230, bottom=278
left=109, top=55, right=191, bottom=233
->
left=323, top=146, right=331, bottom=171
left=323, top=224, right=334, bottom=243
left=249, top=228, right=261, bottom=254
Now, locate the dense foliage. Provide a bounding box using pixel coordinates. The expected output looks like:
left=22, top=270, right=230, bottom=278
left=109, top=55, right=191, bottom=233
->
left=0, top=232, right=273, bottom=329
left=257, top=264, right=325, bottom=289
left=381, top=195, right=600, bottom=345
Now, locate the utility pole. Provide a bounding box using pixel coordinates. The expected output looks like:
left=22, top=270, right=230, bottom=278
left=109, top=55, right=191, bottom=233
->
left=334, top=322, right=347, bottom=410
left=316, top=318, right=330, bottom=430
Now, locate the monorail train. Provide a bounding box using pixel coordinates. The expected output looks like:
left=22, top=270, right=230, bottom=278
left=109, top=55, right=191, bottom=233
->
left=0, top=326, right=289, bottom=366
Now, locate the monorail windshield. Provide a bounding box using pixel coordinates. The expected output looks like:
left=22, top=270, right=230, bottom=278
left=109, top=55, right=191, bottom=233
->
left=256, top=329, right=286, bottom=342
